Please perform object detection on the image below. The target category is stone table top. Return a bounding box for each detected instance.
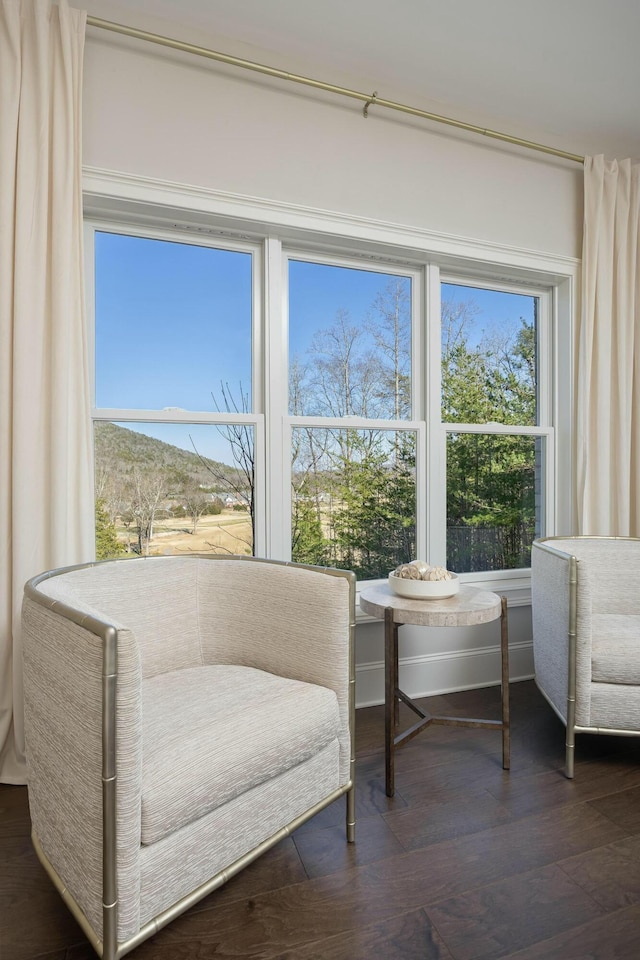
[359,582,503,627]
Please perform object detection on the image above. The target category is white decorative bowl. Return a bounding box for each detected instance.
[388,572,460,600]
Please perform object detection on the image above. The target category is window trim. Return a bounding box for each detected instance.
[281,248,424,570]
[87,222,267,556]
[84,173,577,594]
[437,274,556,575]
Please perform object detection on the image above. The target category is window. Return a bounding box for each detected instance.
[92,230,258,560]
[88,219,558,587]
[288,259,418,579]
[441,281,551,573]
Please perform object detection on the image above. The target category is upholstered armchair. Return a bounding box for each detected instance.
[531,536,640,777]
[22,555,355,960]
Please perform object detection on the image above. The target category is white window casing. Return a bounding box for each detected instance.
[84,171,577,601]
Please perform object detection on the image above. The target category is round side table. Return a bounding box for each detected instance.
[359,583,510,797]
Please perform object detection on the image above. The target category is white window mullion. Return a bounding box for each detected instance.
[263,236,289,559]
[84,223,97,407]
[425,263,447,565]
[91,408,262,426]
[414,421,428,561]
[250,240,266,557]
[543,432,556,538]
[536,291,552,428]
[441,423,554,437]
[554,277,574,535]
[536,290,555,540]
[252,414,267,557]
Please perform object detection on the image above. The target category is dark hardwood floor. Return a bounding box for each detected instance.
[3,679,640,959]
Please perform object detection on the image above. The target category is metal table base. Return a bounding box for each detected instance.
[360,585,510,797]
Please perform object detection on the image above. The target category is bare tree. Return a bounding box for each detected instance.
[181,483,211,536]
[189,381,255,553]
[124,469,167,556]
[94,466,124,527]
[441,297,481,362]
[306,309,382,420]
[367,277,411,420]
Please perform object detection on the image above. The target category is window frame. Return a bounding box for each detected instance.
[435,273,555,578]
[86,221,268,557]
[85,194,574,599]
[281,247,425,569]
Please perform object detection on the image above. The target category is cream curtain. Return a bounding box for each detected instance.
[577,155,640,536]
[0,0,92,783]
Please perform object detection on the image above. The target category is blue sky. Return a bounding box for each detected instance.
[95,233,535,463]
[95,232,253,412]
[442,281,536,348]
[288,259,403,359]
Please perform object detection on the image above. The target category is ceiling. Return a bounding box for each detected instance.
[88,0,640,163]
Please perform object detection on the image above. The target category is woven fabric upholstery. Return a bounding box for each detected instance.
[139,741,340,927]
[591,615,640,684]
[141,665,340,844]
[22,596,105,938]
[38,559,203,678]
[573,556,595,726]
[196,559,352,782]
[531,544,572,723]
[22,596,143,942]
[590,682,640,730]
[548,538,640,723]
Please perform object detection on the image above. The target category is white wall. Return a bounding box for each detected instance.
[82,33,582,259]
[356,604,534,707]
[81,14,582,705]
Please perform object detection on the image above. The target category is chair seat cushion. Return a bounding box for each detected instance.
[140,665,340,845]
[591,615,640,684]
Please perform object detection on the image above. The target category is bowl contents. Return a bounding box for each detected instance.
[393,561,454,582]
[388,563,460,600]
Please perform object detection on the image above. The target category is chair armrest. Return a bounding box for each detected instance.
[531,540,574,722]
[22,586,143,942]
[533,536,640,731]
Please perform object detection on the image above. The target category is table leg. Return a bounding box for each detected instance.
[384,606,397,797]
[500,595,511,770]
[394,620,400,729]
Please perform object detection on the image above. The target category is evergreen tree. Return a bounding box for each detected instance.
[330,431,415,579]
[291,491,329,565]
[95,498,125,560]
[443,303,537,572]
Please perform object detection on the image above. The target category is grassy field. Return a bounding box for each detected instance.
[117,510,253,557]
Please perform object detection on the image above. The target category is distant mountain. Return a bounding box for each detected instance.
[94,421,245,490]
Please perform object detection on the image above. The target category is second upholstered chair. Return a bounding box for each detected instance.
[531,536,640,777]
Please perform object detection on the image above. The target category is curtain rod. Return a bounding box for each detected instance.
[86,15,585,165]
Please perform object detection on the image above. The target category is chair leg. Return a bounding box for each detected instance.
[346,783,356,842]
[565,726,575,779]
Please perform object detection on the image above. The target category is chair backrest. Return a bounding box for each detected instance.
[196,557,352,677]
[548,537,640,616]
[36,557,203,679]
[34,556,355,688]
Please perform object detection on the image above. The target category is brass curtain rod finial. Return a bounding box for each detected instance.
[363,91,378,119]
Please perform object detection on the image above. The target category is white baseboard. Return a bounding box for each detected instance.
[354,640,534,708]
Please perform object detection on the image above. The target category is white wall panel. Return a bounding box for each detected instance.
[82,35,582,259]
